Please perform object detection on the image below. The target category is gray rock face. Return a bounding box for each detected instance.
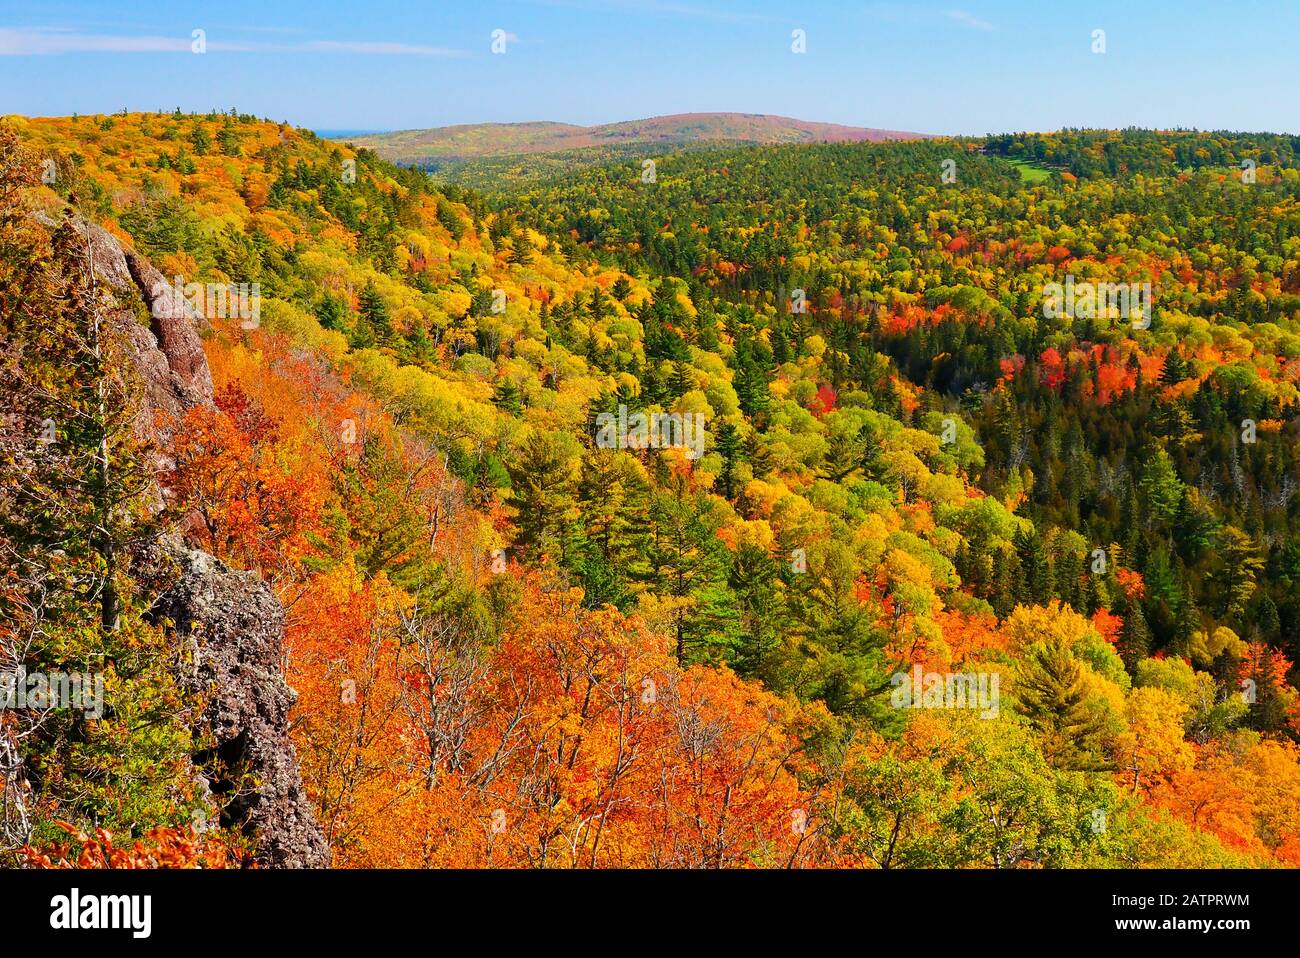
[60,215,216,459]
[124,248,215,402]
[144,542,331,868]
[65,211,330,868]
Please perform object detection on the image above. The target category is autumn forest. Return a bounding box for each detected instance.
[3,97,1300,882]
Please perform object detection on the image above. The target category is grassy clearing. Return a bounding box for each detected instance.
[1006,158,1053,183]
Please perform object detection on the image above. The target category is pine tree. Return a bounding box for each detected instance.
[571,450,651,607]
[1255,592,1281,643]
[644,475,737,662]
[357,283,393,344]
[728,543,784,681]
[1053,548,1084,611]
[785,541,891,719]
[992,547,1018,619]
[1122,483,1142,561]
[1138,448,1184,529]
[506,432,578,564]
[744,431,773,481]
[1162,348,1187,384]
[1015,639,1111,770]
[1014,527,1051,605]
[218,121,241,157]
[349,309,376,349]
[715,421,742,499]
[1213,525,1264,624]
[640,362,666,407]
[493,378,524,417]
[1171,581,1201,657]
[315,294,347,331]
[734,357,771,419]
[670,360,693,399]
[1118,597,1152,669]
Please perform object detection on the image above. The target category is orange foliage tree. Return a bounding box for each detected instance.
[289,578,815,868]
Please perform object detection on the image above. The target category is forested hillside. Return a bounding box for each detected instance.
[351,111,929,171]
[4,112,1300,868]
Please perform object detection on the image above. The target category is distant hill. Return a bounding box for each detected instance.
[344,112,933,167]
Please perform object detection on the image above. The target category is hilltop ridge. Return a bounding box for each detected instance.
[346,111,933,167]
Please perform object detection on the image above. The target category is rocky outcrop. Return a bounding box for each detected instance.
[143,541,331,868]
[63,211,330,868]
[63,216,214,456]
[124,247,214,401]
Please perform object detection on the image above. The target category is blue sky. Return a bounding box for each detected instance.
[2,0,1297,135]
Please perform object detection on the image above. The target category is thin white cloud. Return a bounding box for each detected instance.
[213,25,308,35]
[519,0,775,25]
[0,27,188,54]
[300,40,467,56]
[0,27,468,56]
[945,9,995,31]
